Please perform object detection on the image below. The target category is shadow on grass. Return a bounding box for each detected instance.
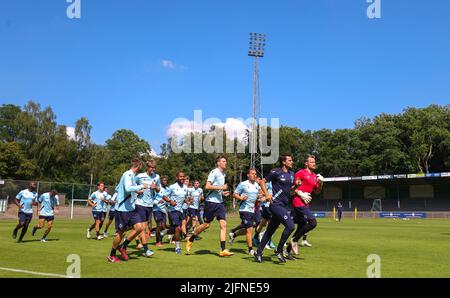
[194,249,217,256]
[19,238,60,243]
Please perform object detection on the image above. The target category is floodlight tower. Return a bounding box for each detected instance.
[248,33,266,177]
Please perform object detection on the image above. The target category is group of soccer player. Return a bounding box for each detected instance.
[12,182,60,243]
[11,152,324,264]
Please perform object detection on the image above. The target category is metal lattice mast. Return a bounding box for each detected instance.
[248,33,266,177]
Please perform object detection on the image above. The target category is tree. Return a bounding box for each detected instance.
[75,117,92,148]
[398,105,450,173]
[0,142,36,179]
[0,104,21,143]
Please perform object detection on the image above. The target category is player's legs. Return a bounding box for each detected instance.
[197,208,204,225]
[41,219,54,240]
[32,217,46,236]
[13,213,27,239]
[104,211,115,234]
[18,221,31,242]
[181,217,187,239]
[293,208,317,242]
[136,206,153,255]
[246,227,254,253]
[256,217,280,256]
[168,211,183,253]
[120,222,144,250]
[95,219,103,238]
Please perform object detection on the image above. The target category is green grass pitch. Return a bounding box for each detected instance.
[1,216,449,278]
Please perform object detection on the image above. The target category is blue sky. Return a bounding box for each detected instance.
[1,0,449,153]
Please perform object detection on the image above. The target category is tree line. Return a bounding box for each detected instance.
[1,101,449,186]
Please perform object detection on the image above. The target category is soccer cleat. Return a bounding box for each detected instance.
[12,230,17,239]
[219,249,234,257]
[254,253,263,263]
[284,250,296,261]
[301,240,313,247]
[185,239,193,253]
[145,249,154,257]
[86,229,91,239]
[103,232,108,238]
[229,232,235,246]
[291,241,299,255]
[119,247,129,261]
[248,249,256,256]
[97,235,104,240]
[41,238,47,243]
[155,242,163,248]
[107,255,121,263]
[151,231,156,237]
[258,232,264,243]
[269,240,276,249]
[275,251,286,263]
[175,247,182,254]
[252,235,260,246]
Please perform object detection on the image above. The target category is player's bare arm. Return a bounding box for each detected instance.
[259,178,272,202]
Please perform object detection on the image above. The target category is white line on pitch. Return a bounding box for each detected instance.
[0,266,72,278]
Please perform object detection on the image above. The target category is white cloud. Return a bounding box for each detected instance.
[66,126,76,141]
[162,60,176,69]
[166,118,250,142]
[161,59,187,70]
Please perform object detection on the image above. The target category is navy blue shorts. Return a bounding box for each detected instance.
[39,215,54,222]
[269,204,295,229]
[108,210,116,220]
[203,202,226,223]
[153,211,167,225]
[239,211,256,228]
[92,211,105,221]
[136,205,153,223]
[18,212,32,223]
[254,208,261,226]
[261,205,272,220]
[116,210,141,233]
[293,206,316,224]
[169,211,183,227]
[187,208,198,218]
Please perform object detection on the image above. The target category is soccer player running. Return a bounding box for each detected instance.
[186,180,204,237]
[186,155,234,257]
[229,168,263,256]
[103,192,118,237]
[254,154,299,263]
[153,176,169,247]
[181,177,192,239]
[107,158,150,263]
[12,181,38,242]
[31,190,60,242]
[286,154,324,255]
[87,182,109,240]
[163,171,189,254]
[253,181,276,249]
[135,160,160,257]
